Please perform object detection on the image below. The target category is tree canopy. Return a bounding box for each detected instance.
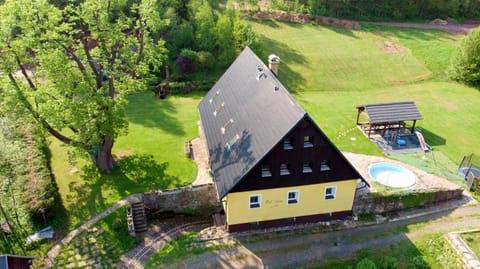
[0,0,167,171]
[449,28,480,88]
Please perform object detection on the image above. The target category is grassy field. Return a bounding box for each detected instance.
[45,18,480,264]
[249,19,480,165]
[461,231,480,257]
[49,92,203,227]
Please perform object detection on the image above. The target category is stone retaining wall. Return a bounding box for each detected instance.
[353,188,464,214]
[143,183,222,215]
[446,230,480,269]
[143,184,464,218]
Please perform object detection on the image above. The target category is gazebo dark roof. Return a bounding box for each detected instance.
[356,101,422,124]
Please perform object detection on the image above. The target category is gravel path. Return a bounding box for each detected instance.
[45,194,143,267]
[163,203,480,268]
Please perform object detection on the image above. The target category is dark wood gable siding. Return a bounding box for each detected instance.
[231,116,361,193]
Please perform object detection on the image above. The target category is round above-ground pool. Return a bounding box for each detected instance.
[369,162,417,188]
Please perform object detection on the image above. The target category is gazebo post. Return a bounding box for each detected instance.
[356,108,361,125]
[412,120,417,132]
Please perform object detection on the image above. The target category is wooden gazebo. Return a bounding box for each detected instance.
[356,101,423,137]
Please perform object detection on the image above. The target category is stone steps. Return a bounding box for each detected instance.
[130,202,147,235]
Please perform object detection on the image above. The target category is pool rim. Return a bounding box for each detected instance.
[368,162,417,189]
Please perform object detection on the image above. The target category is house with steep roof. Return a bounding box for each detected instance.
[198,47,367,232]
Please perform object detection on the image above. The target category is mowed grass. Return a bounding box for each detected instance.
[461,232,480,257]
[250,19,480,164]
[48,20,480,233]
[49,92,202,227]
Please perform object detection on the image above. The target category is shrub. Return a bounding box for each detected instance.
[355,258,377,269]
[408,256,429,269]
[380,255,398,269]
[174,56,195,74]
[197,51,215,71]
[179,49,198,63]
[448,28,480,88]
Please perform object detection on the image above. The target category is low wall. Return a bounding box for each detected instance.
[143,183,222,215]
[353,188,464,214]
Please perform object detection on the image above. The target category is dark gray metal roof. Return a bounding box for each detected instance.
[198,47,306,199]
[358,101,422,124]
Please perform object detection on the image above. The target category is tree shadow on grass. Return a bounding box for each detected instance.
[65,154,181,223]
[416,127,446,147]
[253,35,307,93]
[362,23,458,42]
[124,92,186,136]
[320,23,360,39]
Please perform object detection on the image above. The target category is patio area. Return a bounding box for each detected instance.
[343,152,461,193]
[366,128,424,155]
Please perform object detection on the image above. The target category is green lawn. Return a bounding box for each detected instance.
[49,92,202,227]
[249,19,480,165]
[313,233,462,268]
[46,18,480,261]
[461,231,480,258]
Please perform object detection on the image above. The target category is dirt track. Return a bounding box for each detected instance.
[163,204,480,268]
[367,20,480,34]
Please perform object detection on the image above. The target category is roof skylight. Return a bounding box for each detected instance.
[213,102,225,117]
[226,134,240,150]
[209,90,220,104]
[221,118,234,134]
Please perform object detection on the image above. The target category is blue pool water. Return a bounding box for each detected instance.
[369,162,417,188]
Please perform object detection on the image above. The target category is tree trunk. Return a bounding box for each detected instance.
[94,135,116,172]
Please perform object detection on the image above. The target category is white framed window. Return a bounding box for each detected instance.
[249,194,261,208]
[325,186,337,200]
[280,163,290,176]
[320,160,331,171]
[304,135,314,148]
[287,191,299,204]
[283,138,294,150]
[303,162,312,173]
[261,165,272,178]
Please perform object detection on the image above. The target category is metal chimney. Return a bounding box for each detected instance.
[268,54,280,77]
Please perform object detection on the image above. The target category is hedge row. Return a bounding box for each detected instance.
[0,117,56,226]
[264,0,480,21]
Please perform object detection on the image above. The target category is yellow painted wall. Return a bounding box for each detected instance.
[224,180,357,225]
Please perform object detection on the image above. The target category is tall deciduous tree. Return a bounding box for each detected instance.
[449,28,480,88]
[0,0,167,171]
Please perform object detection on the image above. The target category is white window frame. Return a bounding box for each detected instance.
[283,138,294,150]
[324,186,337,200]
[304,135,314,148]
[302,162,313,173]
[280,163,291,176]
[261,165,272,178]
[249,194,262,208]
[320,160,331,171]
[287,190,299,204]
